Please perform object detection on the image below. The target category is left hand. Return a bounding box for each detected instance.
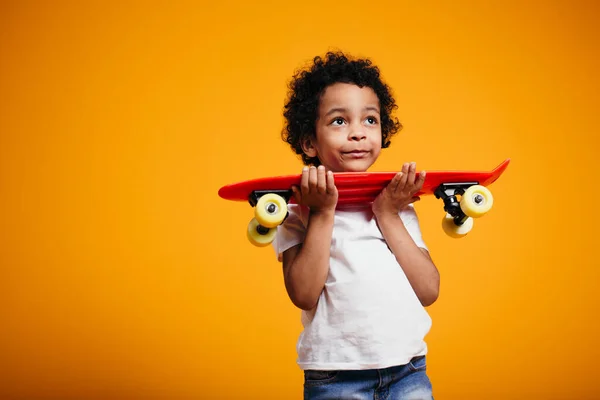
[372,162,426,216]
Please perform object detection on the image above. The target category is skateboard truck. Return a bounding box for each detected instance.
[255,224,271,235]
[434,182,479,226]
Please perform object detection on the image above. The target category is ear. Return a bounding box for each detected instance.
[301,136,318,158]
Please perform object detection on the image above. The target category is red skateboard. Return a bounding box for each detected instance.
[218,159,510,246]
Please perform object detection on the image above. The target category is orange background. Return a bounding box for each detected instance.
[1,1,599,399]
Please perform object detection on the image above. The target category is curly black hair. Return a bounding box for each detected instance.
[282,51,402,166]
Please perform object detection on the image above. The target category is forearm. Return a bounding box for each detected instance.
[285,210,335,310]
[376,212,440,306]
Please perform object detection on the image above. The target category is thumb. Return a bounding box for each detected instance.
[291,186,302,203]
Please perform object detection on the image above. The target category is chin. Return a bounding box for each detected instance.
[340,161,374,172]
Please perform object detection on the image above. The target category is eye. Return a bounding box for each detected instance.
[331,117,345,126]
[365,116,378,125]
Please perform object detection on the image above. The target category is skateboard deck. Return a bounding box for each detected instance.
[218,159,510,245]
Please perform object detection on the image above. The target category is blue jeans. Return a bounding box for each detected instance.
[303,356,433,400]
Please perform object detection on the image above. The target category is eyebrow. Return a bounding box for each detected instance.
[324,106,380,117]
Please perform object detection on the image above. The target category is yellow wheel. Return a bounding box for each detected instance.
[255,193,288,228]
[247,218,277,247]
[460,185,493,218]
[442,213,473,238]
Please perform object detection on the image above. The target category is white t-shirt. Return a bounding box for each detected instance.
[273,203,432,371]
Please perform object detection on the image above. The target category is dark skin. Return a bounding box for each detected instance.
[282,84,440,311]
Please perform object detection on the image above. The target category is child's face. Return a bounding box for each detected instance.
[303,82,382,172]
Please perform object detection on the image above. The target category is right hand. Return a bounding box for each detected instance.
[292,165,338,214]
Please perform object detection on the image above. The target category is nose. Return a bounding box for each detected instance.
[349,125,366,141]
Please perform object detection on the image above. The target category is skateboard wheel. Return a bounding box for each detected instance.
[255,193,288,228]
[442,213,473,238]
[460,185,493,218]
[247,218,277,247]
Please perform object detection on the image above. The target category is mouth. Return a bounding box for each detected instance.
[343,150,370,159]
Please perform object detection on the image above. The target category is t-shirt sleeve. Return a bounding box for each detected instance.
[272,204,308,262]
[399,204,428,251]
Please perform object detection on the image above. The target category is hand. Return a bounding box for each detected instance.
[292,165,338,214]
[372,162,426,217]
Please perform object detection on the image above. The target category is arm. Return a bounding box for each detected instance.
[373,162,440,307]
[374,212,439,306]
[282,165,338,311]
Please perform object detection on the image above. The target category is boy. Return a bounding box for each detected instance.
[274,52,439,399]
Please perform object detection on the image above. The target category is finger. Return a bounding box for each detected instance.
[301,166,309,194]
[414,170,426,192]
[308,165,318,192]
[398,163,409,191]
[317,165,327,194]
[407,162,417,186]
[389,171,402,193]
[326,170,336,194]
